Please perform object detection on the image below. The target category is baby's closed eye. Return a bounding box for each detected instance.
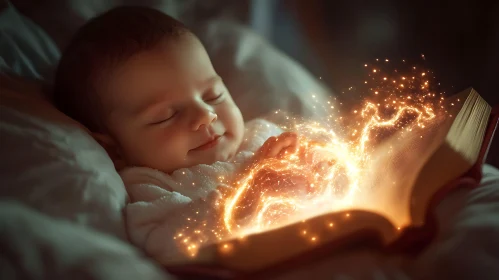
[203,91,225,104]
[149,108,177,125]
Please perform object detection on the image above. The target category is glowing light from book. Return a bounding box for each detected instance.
[219,60,441,237]
[174,59,446,257]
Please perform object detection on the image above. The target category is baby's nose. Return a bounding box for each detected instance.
[191,110,217,131]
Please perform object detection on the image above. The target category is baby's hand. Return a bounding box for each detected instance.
[254,132,298,160]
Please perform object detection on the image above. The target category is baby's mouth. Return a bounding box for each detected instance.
[191,134,223,151]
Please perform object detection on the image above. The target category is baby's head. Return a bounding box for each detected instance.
[54,6,244,173]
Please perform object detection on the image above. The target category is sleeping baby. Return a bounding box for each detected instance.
[53,6,300,262]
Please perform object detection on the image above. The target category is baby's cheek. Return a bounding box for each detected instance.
[159,130,192,156]
[227,109,245,143]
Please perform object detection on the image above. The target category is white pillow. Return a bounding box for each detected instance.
[0,3,60,80]
[0,201,169,280]
[0,74,128,239]
[196,20,332,121]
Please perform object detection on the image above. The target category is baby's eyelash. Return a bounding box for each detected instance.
[150,111,177,125]
[205,92,224,102]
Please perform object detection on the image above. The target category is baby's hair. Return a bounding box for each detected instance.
[53,6,190,132]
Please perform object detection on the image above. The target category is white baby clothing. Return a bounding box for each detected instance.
[121,119,282,263]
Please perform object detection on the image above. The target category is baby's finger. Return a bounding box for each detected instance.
[277,145,297,158]
[269,133,298,157]
[282,132,298,151]
[254,136,276,158]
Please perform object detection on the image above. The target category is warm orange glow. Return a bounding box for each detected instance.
[173,60,447,258]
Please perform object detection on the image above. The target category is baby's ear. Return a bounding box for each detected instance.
[92,132,126,171]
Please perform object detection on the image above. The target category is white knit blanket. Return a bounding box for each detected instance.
[120,119,282,263]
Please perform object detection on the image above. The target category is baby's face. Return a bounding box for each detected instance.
[99,35,245,173]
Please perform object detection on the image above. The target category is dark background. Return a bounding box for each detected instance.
[265,0,498,104]
[267,0,498,166]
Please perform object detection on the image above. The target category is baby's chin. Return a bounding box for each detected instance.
[188,145,238,166]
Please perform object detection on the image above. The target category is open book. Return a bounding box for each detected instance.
[166,88,497,279]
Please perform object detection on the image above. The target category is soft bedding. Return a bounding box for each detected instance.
[0,200,170,280]
[1,2,499,280]
[0,73,128,239]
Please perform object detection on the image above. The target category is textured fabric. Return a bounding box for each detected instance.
[122,119,282,262]
[0,200,172,280]
[0,74,128,239]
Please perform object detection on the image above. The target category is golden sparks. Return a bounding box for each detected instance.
[173,59,447,258]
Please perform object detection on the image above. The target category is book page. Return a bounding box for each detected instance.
[355,114,452,228]
[410,89,490,225]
